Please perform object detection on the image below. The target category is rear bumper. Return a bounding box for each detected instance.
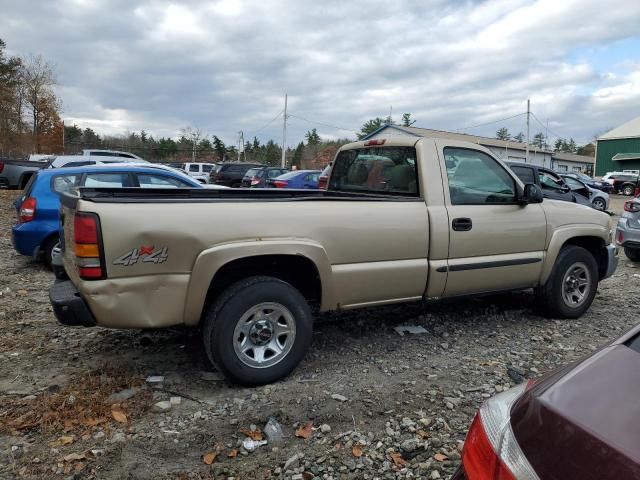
[11,223,46,257]
[49,280,96,327]
[603,243,619,280]
[616,218,640,247]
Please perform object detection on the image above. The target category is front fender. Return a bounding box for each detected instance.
[183,239,335,326]
[541,225,609,284]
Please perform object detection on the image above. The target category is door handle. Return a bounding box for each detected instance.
[452,217,472,231]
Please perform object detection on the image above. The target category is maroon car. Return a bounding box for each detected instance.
[452,324,640,480]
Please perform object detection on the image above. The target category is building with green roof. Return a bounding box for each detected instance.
[595,116,640,176]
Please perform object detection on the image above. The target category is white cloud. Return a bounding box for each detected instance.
[2,0,640,146]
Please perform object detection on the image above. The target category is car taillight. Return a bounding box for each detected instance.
[635,186,640,197]
[616,230,624,245]
[461,383,539,480]
[74,212,104,280]
[364,139,386,146]
[624,201,640,213]
[318,176,328,190]
[273,180,288,188]
[19,197,37,222]
[0,161,4,174]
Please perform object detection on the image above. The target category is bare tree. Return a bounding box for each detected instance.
[23,55,59,142]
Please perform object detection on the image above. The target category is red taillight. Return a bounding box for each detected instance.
[460,383,538,480]
[462,414,516,480]
[318,176,328,190]
[624,201,640,213]
[617,230,624,245]
[74,213,99,243]
[635,186,640,198]
[363,139,386,146]
[74,213,103,280]
[273,180,288,188]
[0,161,4,174]
[19,197,37,222]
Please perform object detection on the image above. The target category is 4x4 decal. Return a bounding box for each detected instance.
[113,245,168,266]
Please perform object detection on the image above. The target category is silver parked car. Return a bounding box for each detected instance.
[616,197,640,261]
[560,174,610,211]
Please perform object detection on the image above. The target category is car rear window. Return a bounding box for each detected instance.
[329,147,418,196]
[245,168,262,178]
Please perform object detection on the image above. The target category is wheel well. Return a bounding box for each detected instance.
[205,254,322,311]
[563,236,607,279]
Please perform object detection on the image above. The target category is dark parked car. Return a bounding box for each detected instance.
[564,172,613,193]
[507,162,592,207]
[452,323,640,480]
[603,173,640,196]
[209,162,263,187]
[240,166,289,187]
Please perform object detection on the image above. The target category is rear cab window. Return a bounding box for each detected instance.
[52,174,80,194]
[83,173,132,188]
[329,146,419,196]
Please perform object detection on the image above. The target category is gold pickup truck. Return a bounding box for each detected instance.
[50,137,618,385]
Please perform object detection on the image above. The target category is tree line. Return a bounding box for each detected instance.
[495,127,594,155]
[0,38,62,156]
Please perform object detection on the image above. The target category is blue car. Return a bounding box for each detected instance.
[12,164,202,266]
[271,170,321,189]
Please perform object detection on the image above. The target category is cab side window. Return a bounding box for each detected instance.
[445,148,516,205]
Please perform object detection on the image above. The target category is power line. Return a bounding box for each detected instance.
[246,110,283,138]
[453,112,527,132]
[287,113,358,135]
[530,112,566,140]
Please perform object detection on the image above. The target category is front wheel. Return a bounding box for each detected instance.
[537,245,598,319]
[592,197,606,211]
[624,247,640,262]
[202,276,313,386]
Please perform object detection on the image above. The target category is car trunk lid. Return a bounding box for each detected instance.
[510,344,640,480]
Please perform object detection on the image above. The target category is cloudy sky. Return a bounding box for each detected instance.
[2,0,640,147]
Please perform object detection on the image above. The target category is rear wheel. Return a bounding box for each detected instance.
[202,276,313,386]
[591,197,606,211]
[622,184,635,196]
[42,235,59,268]
[537,245,598,319]
[624,247,640,262]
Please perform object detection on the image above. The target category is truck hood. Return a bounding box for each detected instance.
[542,199,611,232]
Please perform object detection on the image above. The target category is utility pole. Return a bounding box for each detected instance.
[389,105,393,124]
[545,118,549,167]
[191,132,197,162]
[238,130,244,162]
[525,99,530,163]
[281,93,288,168]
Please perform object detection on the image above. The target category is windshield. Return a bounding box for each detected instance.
[329,146,418,196]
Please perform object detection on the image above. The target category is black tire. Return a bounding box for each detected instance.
[202,276,313,386]
[624,247,640,262]
[622,184,635,196]
[537,245,598,319]
[41,235,59,268]
[231,180,241,188]
[592,197,606,211]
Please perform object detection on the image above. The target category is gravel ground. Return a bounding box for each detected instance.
[0,189,637,480]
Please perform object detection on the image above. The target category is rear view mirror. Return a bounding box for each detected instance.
[524,183,543,204]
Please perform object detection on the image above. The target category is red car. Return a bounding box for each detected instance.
[453,323,640,480]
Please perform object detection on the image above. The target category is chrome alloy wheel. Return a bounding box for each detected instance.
[562,262,591,307]
[232,302,296,368]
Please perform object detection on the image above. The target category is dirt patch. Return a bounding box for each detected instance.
[0,188,637,479]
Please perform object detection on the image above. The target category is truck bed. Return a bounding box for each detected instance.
[61,187,421,206]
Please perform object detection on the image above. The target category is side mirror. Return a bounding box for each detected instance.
[522,183,543,204]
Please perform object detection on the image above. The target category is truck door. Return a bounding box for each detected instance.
[437,142,547,297]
